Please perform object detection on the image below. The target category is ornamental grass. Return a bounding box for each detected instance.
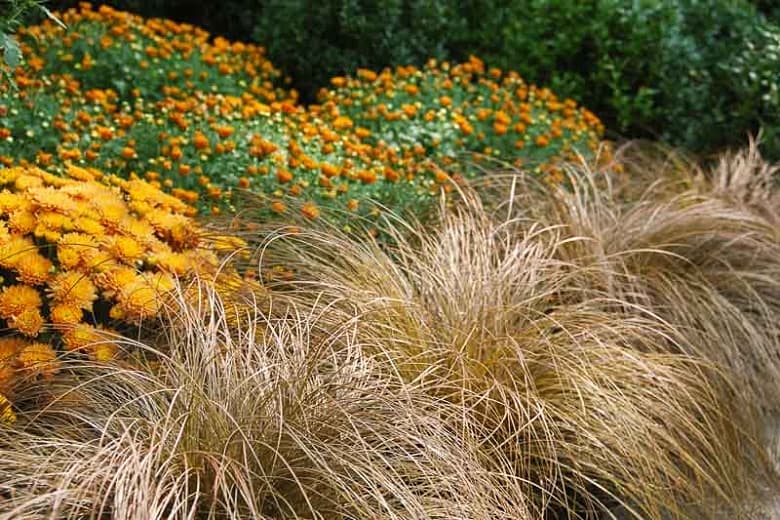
[0,163,248,422]
[493,141,780,416]
[248,146,779,518]
[0,279,525,519]
[0,146,777,518]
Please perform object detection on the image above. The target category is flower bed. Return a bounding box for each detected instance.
[0,4,605,223]
[0,164,246,422]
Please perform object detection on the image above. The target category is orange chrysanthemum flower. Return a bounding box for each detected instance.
[0,285,42,318]
[192,131,210,150]
[9,308,45,337]
[17,342,58,377]
[47,271,98,310]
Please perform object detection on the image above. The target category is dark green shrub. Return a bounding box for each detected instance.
[43,0,259,42]
[751,0,780,22]
[254,0,461,105]
[253,0,780,160]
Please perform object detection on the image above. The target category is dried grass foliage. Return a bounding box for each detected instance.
[1,142,779,519]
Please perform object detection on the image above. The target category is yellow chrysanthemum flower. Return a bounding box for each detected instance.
[0,221,10,245]
[0,235,37,269]
[8,209,36,234]
[14,174,44,191]
[85,251,117,273]
[117,278,161,320]
[27,186,79,214]
[9,308,45,337]
[90,341,119,362]
[47,271,98,310]
[17,342,58,377]
[65,164,100,182]
[38,211,73,232]
[57,245,81,270]
[0,167,21,186]
[109,235,145,263]
[58,232,98,267]
[0,393,15,425]
[61,324,104,352]
[14,251,54,286]
[73,217,106,236]
[119,217,155,241]
[0,285,42,318]
[50,303,84,325]
[0,337,27,362]
[94,266,140,297]
[94,200,128,226]
[144,209,196,247]
[34,224,63,243]
[0,191,24,213]
[147,272,175,294]
[36,170,71,188]
[151,251,189,274]
[0,366,15,398]
[124,179,188,212]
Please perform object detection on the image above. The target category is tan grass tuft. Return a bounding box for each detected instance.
[254,169,773,518]
[0,279,520,519]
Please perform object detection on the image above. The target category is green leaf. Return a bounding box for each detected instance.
[2,33,21,69]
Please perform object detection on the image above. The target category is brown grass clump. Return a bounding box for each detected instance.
[500,141,780,416]
[254,165,773,517]
[2,142,777,519]
[0,278,523,519]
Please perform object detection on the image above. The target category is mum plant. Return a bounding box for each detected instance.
[0,163,246,424]
[16,2,291,103]
[0,4,606,226]
[316,56,605,183]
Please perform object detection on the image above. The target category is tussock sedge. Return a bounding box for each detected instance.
[253,144,779,518]
[496,141,780,415]
[0,143,778,519]
[0,280,524,519]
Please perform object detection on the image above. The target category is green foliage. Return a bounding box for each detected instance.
[1,4,604,225]
[751,0,780,22]
[476,0,780,159]
[252,0,780,160]
[17,4,288,102]
[0,0,63,82]
[254,0,460,103]
[46,0,259,42]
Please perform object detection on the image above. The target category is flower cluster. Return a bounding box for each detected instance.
[16,2,292,103]
[0,5,606,226]
[0,164,247,415]
[316,57,605,184]
[0,337,57,424]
